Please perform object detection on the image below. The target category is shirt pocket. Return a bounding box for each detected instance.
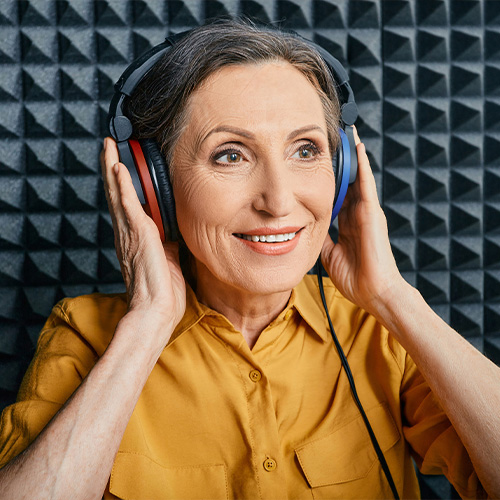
[109,451,229,500]
[295,402,400,494]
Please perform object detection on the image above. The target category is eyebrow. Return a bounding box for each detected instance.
[201,124,326,145]
[286,125,326,141]
[202,126,256,144]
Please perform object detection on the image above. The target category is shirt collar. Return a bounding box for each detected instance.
[167,284,210,346]
[168,275,332,345]
[290,275,332,343]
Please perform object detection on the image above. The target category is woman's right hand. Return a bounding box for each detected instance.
[100,137,186,348]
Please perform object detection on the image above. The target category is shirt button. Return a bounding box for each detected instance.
[249,369,262,382]
[284,310,293,321]
[263,458,277,471]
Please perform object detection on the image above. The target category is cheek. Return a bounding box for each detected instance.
[300,166,336,224]
[172,169,244,246]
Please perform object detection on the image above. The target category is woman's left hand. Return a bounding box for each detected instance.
[322,130,500,499]
[321,127,405,317]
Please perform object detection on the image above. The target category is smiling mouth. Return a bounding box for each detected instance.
[234,232,298,243]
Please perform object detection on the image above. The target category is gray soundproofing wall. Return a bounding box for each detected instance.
[0,1,498,498]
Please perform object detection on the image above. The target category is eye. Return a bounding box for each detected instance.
[292,142,320,160]
[212,148,244,165]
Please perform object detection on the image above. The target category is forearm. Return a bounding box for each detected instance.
[372,280,500,497]
[0,311,169,500]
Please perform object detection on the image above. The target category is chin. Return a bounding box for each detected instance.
[223,256,314,296]
[244,274,305,296]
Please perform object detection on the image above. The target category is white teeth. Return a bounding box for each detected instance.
[235,232,297,243]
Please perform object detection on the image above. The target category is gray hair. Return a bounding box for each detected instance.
[126,17,341,173]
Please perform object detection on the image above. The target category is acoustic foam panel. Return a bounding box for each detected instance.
[0,1,498,498]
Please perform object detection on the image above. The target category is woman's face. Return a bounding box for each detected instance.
[172,61,336,296]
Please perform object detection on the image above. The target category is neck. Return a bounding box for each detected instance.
[195,266,292,349]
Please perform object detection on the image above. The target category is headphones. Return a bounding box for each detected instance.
[108,29,359,242]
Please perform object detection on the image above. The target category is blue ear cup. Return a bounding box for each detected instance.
[331,127,358,223]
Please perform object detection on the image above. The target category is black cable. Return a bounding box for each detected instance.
[315,260,400,500]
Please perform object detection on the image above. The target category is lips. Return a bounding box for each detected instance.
[234,232,297,243]
[233,227,302,255]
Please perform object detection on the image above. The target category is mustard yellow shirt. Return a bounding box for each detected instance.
[0,276,485,499]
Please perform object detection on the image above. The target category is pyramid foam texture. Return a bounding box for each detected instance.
[0,1,498,497]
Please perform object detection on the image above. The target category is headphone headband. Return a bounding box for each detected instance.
[108,30,359,140]
[311,44,358,126]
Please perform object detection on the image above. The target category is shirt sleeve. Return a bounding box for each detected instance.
[0,300,99,469]
[400,353,487,499]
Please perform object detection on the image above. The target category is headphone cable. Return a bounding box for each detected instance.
[315,260,400,500]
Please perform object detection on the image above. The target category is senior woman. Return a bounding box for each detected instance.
[0,18,499,500]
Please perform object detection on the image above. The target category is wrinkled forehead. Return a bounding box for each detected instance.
[179,61,328,147]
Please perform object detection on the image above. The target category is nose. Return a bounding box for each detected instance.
[251,157,296,218]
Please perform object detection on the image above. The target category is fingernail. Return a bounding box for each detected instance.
[113,163,119,175]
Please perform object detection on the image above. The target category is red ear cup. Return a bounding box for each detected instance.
[128,139,166,242]
[139,138,178,242]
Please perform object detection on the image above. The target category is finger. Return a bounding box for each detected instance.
[113,162,149,228]
[100,138,117,199]
[101,137,120,194]
[100,139,122,235]
[102,139,149,227]
[352,124,361,145]
[356,142,380,205]
[104,136,120,168]
[101,138,127,227]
